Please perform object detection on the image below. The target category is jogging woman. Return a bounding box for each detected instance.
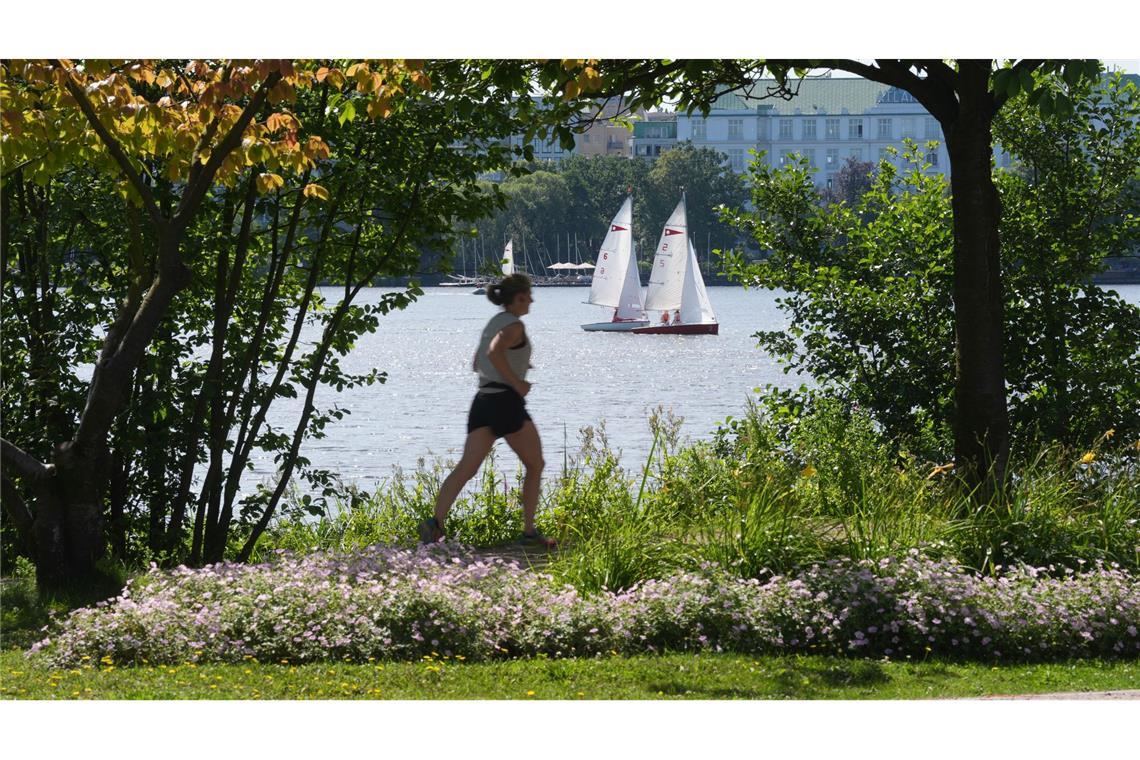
[418,274,556,548]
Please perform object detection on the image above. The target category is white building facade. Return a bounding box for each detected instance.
[647,77,1016,186]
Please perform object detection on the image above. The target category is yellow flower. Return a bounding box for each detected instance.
[526,690,536,697]
[1103,428,1116,440]
[800,464,817,478]
[927,462,955,479]
[1079,452,1095,465]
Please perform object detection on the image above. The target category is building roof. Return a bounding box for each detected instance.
[708,78,900,115]
[708,71,1140,116]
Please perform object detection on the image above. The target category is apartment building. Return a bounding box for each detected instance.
[627,76,1027,186]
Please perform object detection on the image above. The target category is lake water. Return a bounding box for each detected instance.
[236,282,1140,493]
[251,285,795,490]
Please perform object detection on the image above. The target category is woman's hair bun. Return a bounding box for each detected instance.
[487,274,531,307]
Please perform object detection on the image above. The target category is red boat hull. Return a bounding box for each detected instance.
[631,323,719,335]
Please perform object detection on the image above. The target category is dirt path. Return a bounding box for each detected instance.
[978,690,1140,700]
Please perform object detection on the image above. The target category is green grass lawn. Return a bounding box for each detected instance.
[2,649,1136,700]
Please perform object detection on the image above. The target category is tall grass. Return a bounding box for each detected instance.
[250,400,1140,593]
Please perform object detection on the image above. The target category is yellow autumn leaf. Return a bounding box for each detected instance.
[303,183,330,201]
[304,135,330,160]
[256,173,284,194]
[366,98,391,120]
[266,112,298,133]
[800,464,817,478]
[563,81,580,101]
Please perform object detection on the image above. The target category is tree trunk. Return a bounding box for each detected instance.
[943,63,1010,491]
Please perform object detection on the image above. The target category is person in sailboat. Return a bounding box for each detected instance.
[418,274,556,548]
[673,309,682,325]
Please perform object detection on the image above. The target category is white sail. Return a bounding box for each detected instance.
[614,239,646,321]
[502,239,514,276]
[679,237,717,325]
[644,196,688,312]
[587,196,634,308]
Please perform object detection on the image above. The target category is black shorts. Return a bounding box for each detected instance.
[467,386,531,438]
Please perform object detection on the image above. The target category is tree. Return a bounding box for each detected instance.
[639,143,748,259]
[573,58,1106,488]
[2,58,328,589]
[820,156,877,206]
[1,59,610,588]
[718,73,1140,456]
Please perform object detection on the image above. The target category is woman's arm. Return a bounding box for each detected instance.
[487,322,529,396]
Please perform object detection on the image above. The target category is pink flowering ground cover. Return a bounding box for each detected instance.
[29,544,1140,667]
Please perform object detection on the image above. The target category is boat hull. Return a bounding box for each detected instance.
[581,320,650,332]
[631,323,719,335]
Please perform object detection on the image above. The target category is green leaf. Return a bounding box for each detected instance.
[993,68,1014,97]
[338,99,356,126]
[1017,68,1035,96]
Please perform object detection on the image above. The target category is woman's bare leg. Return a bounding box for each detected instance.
[504,421,545,533]
[433,427,497,527]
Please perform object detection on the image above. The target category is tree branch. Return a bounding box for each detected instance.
[1,474,37,558]
[52,59,165,231]
[1,437,53,480]
[816,59,961,125]
[174,69,283,233]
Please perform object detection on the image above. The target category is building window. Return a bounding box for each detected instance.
[926,151,939,167]
[756,119,770,140]
[925,118,940,141]
[803,119,817,140]
[848,118,863,139]
[728,119,744,140]
[727,148,744,171]
[803,148,816,167]
[901,117,916,139]
[781,149,796,165]
[877,118,892,140]
[691,118,706,140]
[825,118,840,140]
[826,149,839,168]
[878,147,891,163]
[850,148,863,161]
[779,119,793,140]
[826,175,836,189]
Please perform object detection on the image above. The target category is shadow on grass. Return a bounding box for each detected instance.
[644,656,899,699]
[1,568,126,651]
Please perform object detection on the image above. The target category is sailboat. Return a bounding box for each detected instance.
[632,194,719,335]
[501,238,515,276]
[472,238,513,295]
[581,196,649,331]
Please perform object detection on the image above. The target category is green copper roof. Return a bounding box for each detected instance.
[709,71,1140,116]
[709,78,900,115]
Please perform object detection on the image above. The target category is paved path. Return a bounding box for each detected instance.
[978,690,1140,700]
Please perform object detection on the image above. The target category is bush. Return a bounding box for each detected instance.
[30,547,1140,668]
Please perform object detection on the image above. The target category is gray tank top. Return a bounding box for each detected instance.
[475,311,532,392]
